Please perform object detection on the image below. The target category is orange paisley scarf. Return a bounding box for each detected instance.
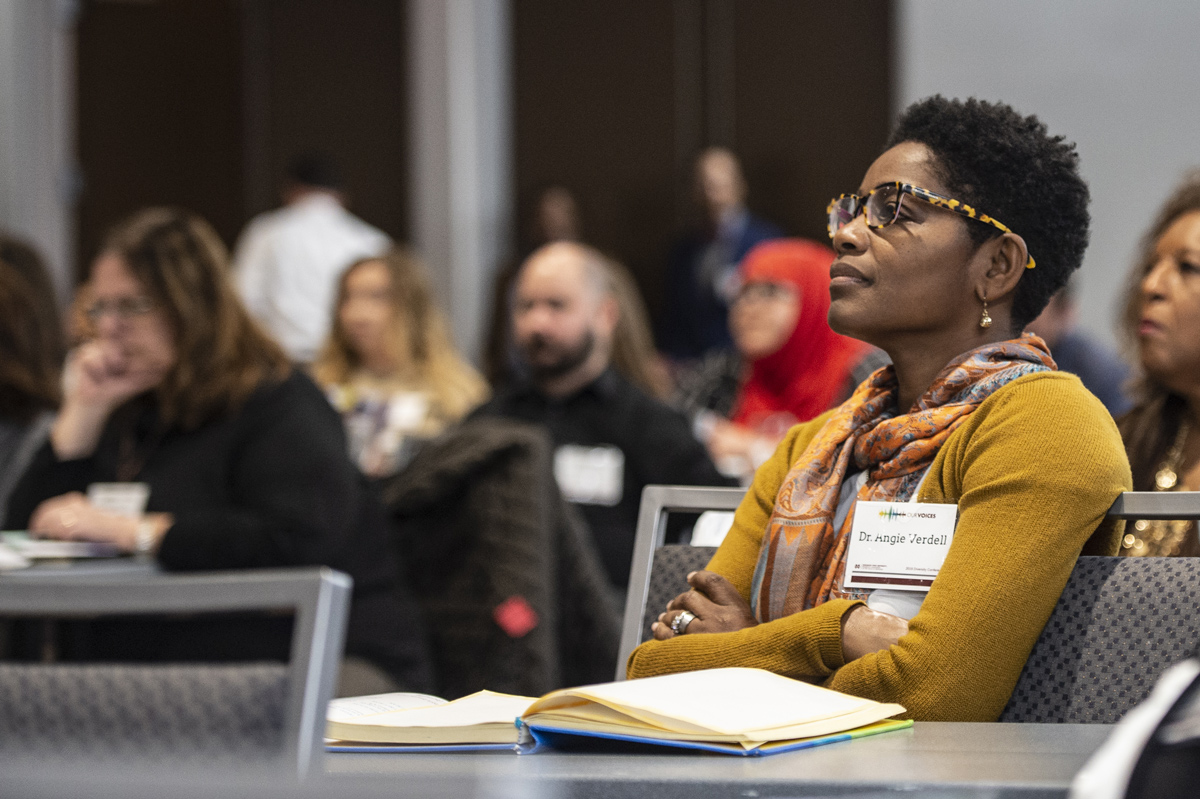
[750,334,1056,622]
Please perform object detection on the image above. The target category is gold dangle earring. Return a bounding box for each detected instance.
[979,295,993,329]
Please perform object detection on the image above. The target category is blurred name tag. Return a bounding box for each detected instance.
[843,500,957,592]
[554,445,624,507]
[87,482,150,519]
[387,392,430,431]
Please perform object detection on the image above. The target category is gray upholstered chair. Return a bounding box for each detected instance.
[616,485,745,679]
[0,567,350,776]
[1000,491,1200,723]
[620,487,1200,724]
[999,555,1200,723]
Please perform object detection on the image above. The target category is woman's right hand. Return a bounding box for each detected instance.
[51,341,163,460]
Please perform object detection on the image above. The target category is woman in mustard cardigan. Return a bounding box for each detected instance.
[628,96,1131,722]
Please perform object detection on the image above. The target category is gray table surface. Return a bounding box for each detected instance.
[322,721,1113,798]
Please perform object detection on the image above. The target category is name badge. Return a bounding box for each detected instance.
[843,500,957,592]
[87,482,151,519]
[387,392,430,431]
[554,445,624,507]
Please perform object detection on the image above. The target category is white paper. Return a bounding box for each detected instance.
[843,500,957,591]
[327,692,446,723]
[87,482,150,519]
[554,444,624,506]
[386,392,429,431]
[691,511,735,547]
[528,667,887,736]
[333,691,533,729]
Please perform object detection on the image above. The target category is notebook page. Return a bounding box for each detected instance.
[339,691,534,729]
[327,692,446,723]
[527,668,882,736]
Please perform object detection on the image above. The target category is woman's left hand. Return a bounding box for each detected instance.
[652,570,758,640]
[28,492,170,553]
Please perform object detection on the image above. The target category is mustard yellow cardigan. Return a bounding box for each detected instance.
[627,372,1131,721]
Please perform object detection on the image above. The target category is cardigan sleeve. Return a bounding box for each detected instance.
[822,373,1129,720]
[627,373,1131,722]
[625,411,861,680]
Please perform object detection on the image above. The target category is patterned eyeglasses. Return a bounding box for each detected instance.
[827,181,1035,269]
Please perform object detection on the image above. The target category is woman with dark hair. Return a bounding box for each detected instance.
[5,208,431,692]
[0,236,64,521]
[1116,171,1200,556]
[627,97,1130,722]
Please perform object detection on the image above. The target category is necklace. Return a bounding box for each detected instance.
[1154,420,1190,490]
[1123,419,1193,556]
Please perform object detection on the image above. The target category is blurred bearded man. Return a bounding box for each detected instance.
[471,242,731,595]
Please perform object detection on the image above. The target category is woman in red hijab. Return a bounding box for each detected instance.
[704,239,883,477]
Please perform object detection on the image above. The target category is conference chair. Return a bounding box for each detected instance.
[615,485,745,679]
[0,567,350,777]
[1000,491,1200,723]
[620,487,1200,721]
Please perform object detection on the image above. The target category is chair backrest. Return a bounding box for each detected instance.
[1000,555,1200,723]
[0,567,350,777]
[616,485,746,680]
[999,490,1200,723]
[620,487,1200,721]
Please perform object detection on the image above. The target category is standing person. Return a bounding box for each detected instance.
[234,153,389,363]
[471,241,733,593]
[0,236,64,522]
[313,249,489,479]
[1117,171,1200,556]
[6,208,431,693]
[658,147,782,363]
[627,97,1130,723]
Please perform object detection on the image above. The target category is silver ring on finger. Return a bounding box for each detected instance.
[670,610,696,635]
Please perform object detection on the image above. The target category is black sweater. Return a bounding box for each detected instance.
[6,371,431,689]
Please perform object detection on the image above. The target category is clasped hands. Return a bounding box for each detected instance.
[652,570,758,639]
[651,570,910,662]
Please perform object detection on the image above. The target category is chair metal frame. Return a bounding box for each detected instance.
[1106,490,1200,520]
[0,567,350,778]
[618,487,1200,683]
[616,485,746,680]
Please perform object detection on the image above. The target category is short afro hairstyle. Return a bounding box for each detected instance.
[886,96,1090,331]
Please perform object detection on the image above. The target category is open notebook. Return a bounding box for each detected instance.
[325,690,534,752]
[326,668,910,756]
[517,667,910,755]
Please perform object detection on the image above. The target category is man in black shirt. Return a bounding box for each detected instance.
[472,242,732,593]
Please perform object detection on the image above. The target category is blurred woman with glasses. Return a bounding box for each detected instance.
[313,249,488,478]
[628,97,1130,722]
[5,208,431,692]
[676,238,885,481]
[1117,171,1200,556]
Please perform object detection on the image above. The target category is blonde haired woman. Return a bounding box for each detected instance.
[313,249,488,477]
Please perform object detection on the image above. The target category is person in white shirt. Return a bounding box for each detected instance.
[233,153,390,363]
